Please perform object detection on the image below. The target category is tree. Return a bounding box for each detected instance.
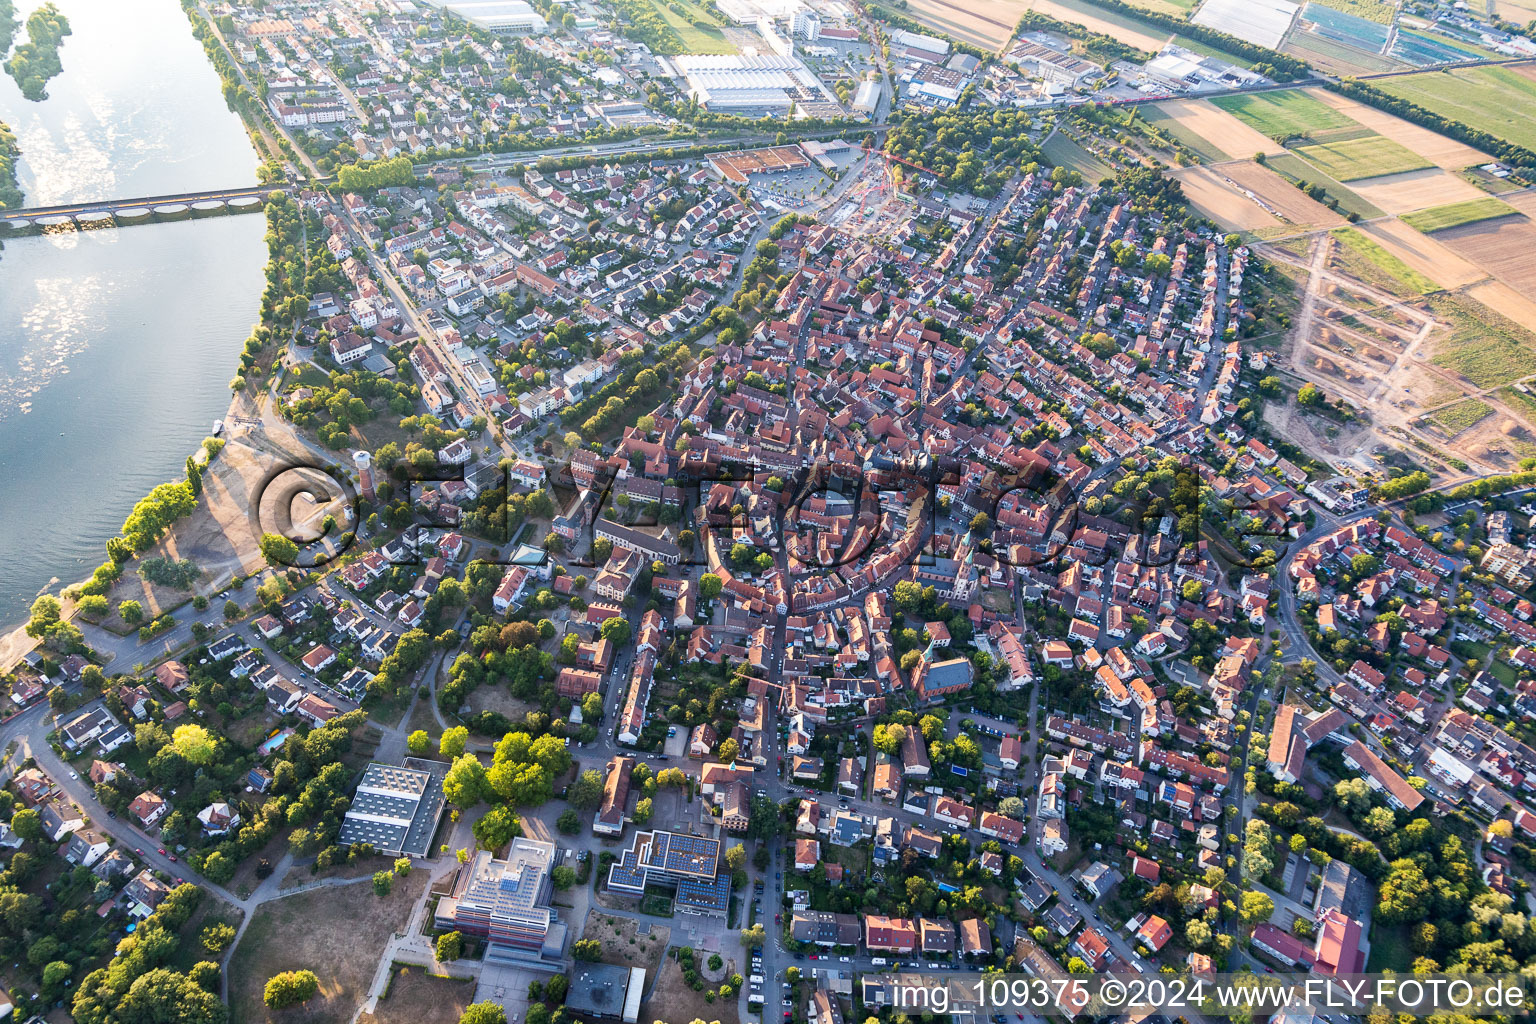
[699,573,722,600]
[567,768,604,809]
[373,870,393,896]
[407,730,431,755]
[633,797,653,823]
[259,532,300,565]
[10,808,42,842]
[440,725,469,758]
[740,924,766,949]
[1239,890,1275,924]
[264,970,320,1008]
[557,808,581,834]
[725,844,746,871]
[437,931,465,962]
[473,805,522,850]
[172,724,216,765]
[572,939,602,961]
[119,600,144,624]
[1297,382,1324,407]
[718,738,739,763]
[460,1002,508,1024]
[600,616,631,646]
[552,865,577,889]
[443,753,488,806]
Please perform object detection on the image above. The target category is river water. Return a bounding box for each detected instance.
[0,0,267,626]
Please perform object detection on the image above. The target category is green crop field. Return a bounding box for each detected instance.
[1376,66,1536,153]
[1330,227,1439,296]
[1042,133,1111,180]
[1212,91,1356,141]
[1401,196,1520,233]
[1291,134,1434,181]
[1429,398,1494,436]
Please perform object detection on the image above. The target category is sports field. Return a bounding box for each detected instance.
[1212,90,1356,141]
[1376,65,1536,152]
[1291,134,1435,181]
[1401,196,1519,233]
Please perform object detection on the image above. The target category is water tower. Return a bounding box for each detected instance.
[353,449,374,501]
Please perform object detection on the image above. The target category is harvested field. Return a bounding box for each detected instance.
[1468,281,1536,328]
[901,0,1018,49]
[1213,90,1356,141]
[1222,160,1347,227]
[357,970,474,1024]
[1434,215,1536,292]
[1401,197,1520,233]
[229,871,430,1024]
[1347,168,1487,216]
[1309,88,1491,168]
[1138,105,1232,163]
[1503,191,1536,218]
[1154,98,1285,158]
[1291,134,1433,181]
[1020,0,1170,51]
[1376,65,1536,153]
[1357,219,1487,289]
[1171,166,1284,230]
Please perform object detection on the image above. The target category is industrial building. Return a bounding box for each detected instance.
[673,54,838,117]
[566,963,646,1023]
[417,0,549,35]
[435,838,568,969]
[1005,38,1103,89]
[852,79,881,116]
[336,759,448,858]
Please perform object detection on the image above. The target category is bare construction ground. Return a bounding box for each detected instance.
[1348,167,1489,216]
[1435,215,1536,293]
[1310,88,1492,169]
[1155,98,1287,158]
[1357,219,1487,289]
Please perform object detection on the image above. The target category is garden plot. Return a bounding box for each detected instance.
[1191,0,1299,47]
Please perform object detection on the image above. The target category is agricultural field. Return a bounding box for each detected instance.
[1497,386,1536,430]
[1213,90,1356,141]
[1291,134,1434,181]
[1348,168,1488,216]
[1150,98,1286,159]
[1020,0,1170,51]
[1120,0,1198,13]
[1356,218,1486,288]
[899,0,1017,50]
[1136,105,1234,163]
[1376,65,1536,152]
[1305,88,1495,168]
[1434,214,1536,293]
[1172,165,1285,230]
[1468,281,1536,330]
[1264,152,1384,219]
[1189,0,1298,48]
[1401,196,1520,233]
[1283,30,1400,75]
[1308,0,1393,23]
[1329,226,1439,296]
[1176,159,1346,231]
[1429,398,1495,436]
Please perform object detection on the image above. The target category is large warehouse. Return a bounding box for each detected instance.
[417,0,549,34]
[673,54,836,117]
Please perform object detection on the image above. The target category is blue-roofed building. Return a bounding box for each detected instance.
[608,830,730,916]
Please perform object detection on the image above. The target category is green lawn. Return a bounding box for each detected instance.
[1401,196,1520,233]
[1290,133,1434,181]
[1330,226,1438,296]
[1212,90,1357,141]
[1042,132,1111,180]
[649,0,736,53]
[1376,65,1536,153]
[1429,293,1536,389]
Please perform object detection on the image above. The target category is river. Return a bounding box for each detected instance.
[0,0,267,627]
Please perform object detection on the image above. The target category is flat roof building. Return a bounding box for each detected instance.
[337,759,448,857]
[566,963,646,1023]
[608,830,730,915]
[419,0,549,34]
[436,839,563,959]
